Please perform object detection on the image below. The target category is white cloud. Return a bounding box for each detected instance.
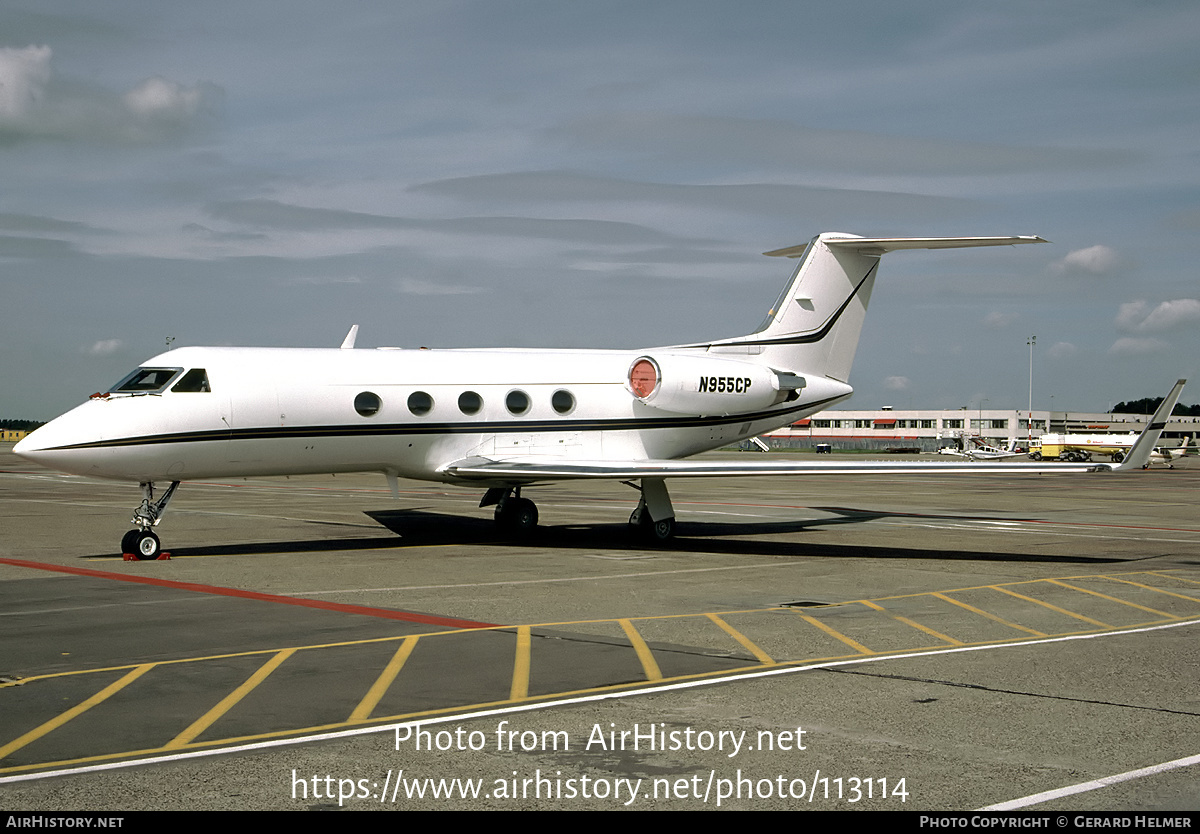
[1108,337,1168,356]
[1047,341,1077,359]
[87,339,123,355]
[0,45,220,144]
[1137,299,1200,332]
[0,45,51,119]
[1116,300,1148,331]
[1116,298,1200,332]
[883,376,910,391]
[123,77,206,122]
[396,277,486,296]
[983,311,1017,329]
[1052,245,1120,275]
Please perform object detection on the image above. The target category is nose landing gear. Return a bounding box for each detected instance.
[121,481,179,561]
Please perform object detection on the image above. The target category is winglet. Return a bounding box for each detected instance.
[340,325,359,349]
[1115,379,1187,471]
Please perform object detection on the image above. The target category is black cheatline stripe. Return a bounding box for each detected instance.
[682,261,877,350]
[45,395,848,452]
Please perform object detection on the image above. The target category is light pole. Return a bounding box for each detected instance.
[1027,335,1036,439]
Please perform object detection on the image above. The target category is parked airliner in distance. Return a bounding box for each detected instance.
[14,232,1186,559]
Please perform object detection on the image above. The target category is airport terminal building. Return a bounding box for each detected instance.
[762,407,1200,452]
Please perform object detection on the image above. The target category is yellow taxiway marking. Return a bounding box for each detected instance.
[5,569,1199,778]
[618,619,663,681]
[166,649,296,749]
[350,636,419,723]
[932,592,1046,637]
[705,613,774,664]
[1153,571,1200,586]
[989,585,1111,628]
[1101,575,1200,603]
[859,599,963,646]
[0,664,154,761]
[793,612,874,654]
[510,626,532,700]
[1046,579,1171,618]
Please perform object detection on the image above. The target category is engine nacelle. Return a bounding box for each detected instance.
[626,353,804,415]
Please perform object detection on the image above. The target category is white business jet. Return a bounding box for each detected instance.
[14,232,1186,559]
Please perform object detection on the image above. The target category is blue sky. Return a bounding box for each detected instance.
[2,1,1198,418]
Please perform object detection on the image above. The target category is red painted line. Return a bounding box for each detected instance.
[0,557,496,630]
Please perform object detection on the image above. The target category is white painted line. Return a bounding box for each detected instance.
[283,560,804,596]
[4,616,1197,787]
[981,752,1200,810]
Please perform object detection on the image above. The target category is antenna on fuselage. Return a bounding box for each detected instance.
[340,325,359,349]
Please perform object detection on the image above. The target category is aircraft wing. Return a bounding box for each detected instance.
[445,378,1186,484]
[441,456,1112,482]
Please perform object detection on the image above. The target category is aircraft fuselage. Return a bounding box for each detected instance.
[22,344,852,485]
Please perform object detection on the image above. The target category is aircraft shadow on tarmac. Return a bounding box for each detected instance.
[85,506,1131,564]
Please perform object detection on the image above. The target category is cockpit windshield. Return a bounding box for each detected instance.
[108,367,183,394]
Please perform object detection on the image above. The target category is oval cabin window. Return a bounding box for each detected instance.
[458,391,483,415]
[354,392,382,417]
[505,390,530,415]
[407,391,434,416]
[551,389,575,415]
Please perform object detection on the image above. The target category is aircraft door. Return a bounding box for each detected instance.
[225,382,280,464]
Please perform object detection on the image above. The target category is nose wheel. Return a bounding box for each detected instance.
[121,481,178,560]
[121,529,162,560]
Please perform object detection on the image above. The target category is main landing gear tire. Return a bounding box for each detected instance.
[495,497,538,535]
[629,507,676,543]
[122,530,161,560]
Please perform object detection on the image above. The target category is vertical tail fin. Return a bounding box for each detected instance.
[701,233,1046,381]
[1116,379,1186,471]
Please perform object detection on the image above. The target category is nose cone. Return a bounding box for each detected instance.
[13,424,52,458]
[12,406,104,475]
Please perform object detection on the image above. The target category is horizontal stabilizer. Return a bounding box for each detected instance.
[764,235,1047,258]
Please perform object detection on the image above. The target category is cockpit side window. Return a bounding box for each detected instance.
[172,368,211,393]
[109,367,183,394]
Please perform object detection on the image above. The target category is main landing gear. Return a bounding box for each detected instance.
[627,477,676,542]
[487,486,540,534]
[121,481,179,560]
[480,477,678,543]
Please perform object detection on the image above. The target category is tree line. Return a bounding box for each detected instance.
[1,419,45,431]
[1109,398,1200,416]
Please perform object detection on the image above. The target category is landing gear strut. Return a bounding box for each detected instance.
[122,481,179,560]
[627,477,676,543]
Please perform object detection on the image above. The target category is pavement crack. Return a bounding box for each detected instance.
[828,668,1200,718]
